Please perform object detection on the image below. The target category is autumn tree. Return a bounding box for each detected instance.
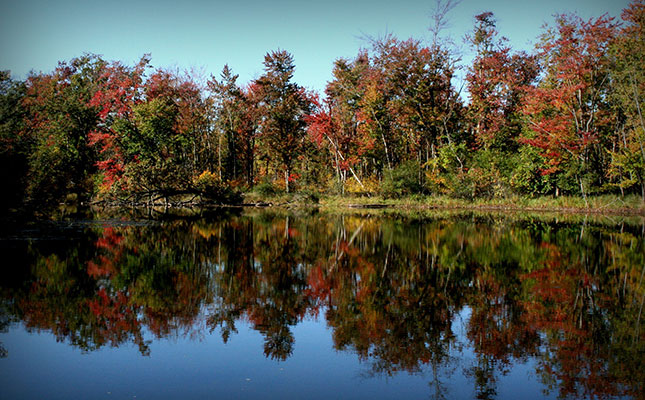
[521,14,618,199]
[88,55,150,195]
[463,12,541,198]
[240,83,263,186]
[20,55,106,208]
[375,36,462,190]
[0,71,27,213]
[307,53,371,194]
[138,69,208,195]
[317,36,462,196]
[91,58,198,200]
[90,58,220,202]
[467,12,538,150]
[608,0,645,200]
[208,66,260,186]
[255,50,312,193]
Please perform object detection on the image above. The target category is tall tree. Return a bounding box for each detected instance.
[466,12,538,150]
[255,50,312,193]
[143,69,210,193]
[88,55,150,195]
[521,14,618,199]
[208,65,260,186]
[378,36,462,188]
[21,54,105,208]
[608,0,645,200]
[0,71,27,213]
[307,54,371,194]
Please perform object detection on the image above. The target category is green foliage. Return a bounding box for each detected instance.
[509,144,553,195]
[208,65,257,184]
[291,189,321,204]
[428,147,513,200]
[608,136,645,194]
[424,142,465,195]
[255,50,313,194]
[21,55,104,209]
[381,161,422,198]
[116,98,194,195]
[467,149,511,199]
[253,179,280,197]
[0,71,28,213]
[607,0,645,199]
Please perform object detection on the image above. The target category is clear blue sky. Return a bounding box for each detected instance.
[0,0,630,94]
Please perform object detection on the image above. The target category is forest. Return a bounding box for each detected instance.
[0,1,644,214]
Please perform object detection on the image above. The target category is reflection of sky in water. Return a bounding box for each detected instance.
[0,306,555,399]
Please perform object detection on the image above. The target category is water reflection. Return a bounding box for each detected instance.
[1,210,644,399]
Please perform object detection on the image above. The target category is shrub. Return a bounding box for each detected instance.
[194,171,242,204]
[254,179,279,196]
[381,161,422,198]
[293,189,320,204]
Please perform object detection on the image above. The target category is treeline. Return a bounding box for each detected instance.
[1,1,644,213]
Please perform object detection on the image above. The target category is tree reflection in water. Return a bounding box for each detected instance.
[1,210,643,398]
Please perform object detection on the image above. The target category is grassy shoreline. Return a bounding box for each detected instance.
[242,192,645,216]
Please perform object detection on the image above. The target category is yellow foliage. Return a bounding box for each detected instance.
[345,176,380,194]
[194,170,220,187]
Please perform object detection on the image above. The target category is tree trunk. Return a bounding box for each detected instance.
[579,176,588,207]
[285,169,290,194]
[218,131,222,180]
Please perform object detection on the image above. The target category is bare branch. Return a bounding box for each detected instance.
[429,0,462,47]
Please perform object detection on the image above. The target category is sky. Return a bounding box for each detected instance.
[0,0,631,94]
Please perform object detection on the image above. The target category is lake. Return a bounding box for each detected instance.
[1,208,643,399]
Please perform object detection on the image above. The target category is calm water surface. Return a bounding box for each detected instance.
[1,209,643,399]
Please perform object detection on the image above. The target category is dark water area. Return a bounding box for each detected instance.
[1,209,644,399]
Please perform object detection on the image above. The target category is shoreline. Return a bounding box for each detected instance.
[263,194,645,217]
[336,202,645,216]
[5,194,644,222]
[92,194,645,216]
